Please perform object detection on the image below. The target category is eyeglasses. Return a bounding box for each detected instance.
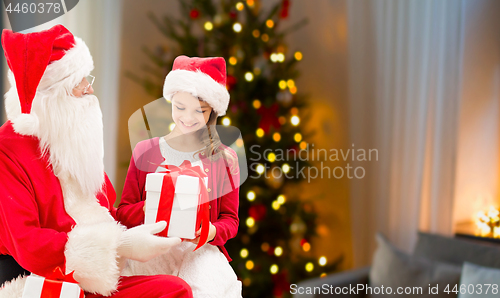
[73,75,95,94]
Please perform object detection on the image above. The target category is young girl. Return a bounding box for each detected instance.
[117,56,242,298]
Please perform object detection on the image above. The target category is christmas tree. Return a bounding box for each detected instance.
[131,0,340,297]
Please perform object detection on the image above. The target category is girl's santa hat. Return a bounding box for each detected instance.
[2,24,93,135]
[163,55,230,116]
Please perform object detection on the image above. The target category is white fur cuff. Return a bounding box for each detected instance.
[65,221,126,296]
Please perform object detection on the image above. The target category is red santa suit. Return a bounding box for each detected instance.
[0,25,192,298]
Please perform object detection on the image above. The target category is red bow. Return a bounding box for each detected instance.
[156,160,210,251]
[40,267,84,298]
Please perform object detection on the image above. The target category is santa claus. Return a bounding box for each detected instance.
[0,25,192,297]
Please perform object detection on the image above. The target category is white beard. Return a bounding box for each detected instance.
[33,91,105,198]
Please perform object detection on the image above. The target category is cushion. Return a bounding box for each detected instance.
[457,262,500,298]
[369,233,461,298]
[414,232,500,268]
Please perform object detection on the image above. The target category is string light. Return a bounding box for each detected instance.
[246,260,254,270]
[256,164,265,174]
[236,139,244,147]
[270,264,279,274]
[261,242,270,252]
[282,163,290,173]
[204,22,213,31]
[274,246,283,256]
[273,132,281,142]
[261,34,269,42]
[222,117,231,126]
[246,217,255,227]
[300,141,308,150]
[290,86,298,94]
[276,53,285,62]
[302,242,311,252]
[287,79,295,88]
[294,51,303,61]
[169,123,176,131]
[305,262,314,272]
[246,190,256,201]
[270,53,278,63]
[233,23,242,33]
[236,2,244,10]
[277,195,286,204]
[279,80,287,89]
[266,19,274,28]
[290,107,299,115]
[256,128,264,137]
[245,72,254,82]
[267,152,276,162]
[294,133,302,142]
[246,0,255,6]
[291,115,300,126]
[319,256,327,266]
[240,248,249,258]
[253,99,261,109]
[279,116,286,125]
[320,273,327,278]
[252,29,260,38]
[229,56,237,65]
[272,200,280,210]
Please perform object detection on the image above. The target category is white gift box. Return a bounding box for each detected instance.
[145,172,208,239]
[22,274,83,298]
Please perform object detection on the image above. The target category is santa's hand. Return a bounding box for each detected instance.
[117,221,181,262]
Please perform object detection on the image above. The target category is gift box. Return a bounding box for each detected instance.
[22,268,84,298]
[145,170,208,239]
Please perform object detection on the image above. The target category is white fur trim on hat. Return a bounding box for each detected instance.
[163,69,230,116]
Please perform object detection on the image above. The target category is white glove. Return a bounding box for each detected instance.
[117,221,181,262]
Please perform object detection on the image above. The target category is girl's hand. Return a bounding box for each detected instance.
[183,222,217,246]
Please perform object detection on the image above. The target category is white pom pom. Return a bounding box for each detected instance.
[11,113,39,136]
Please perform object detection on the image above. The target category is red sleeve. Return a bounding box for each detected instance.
[116,152,145,228]
[0,151,67,276]
[210,151,240,246]
[98,173,118,219]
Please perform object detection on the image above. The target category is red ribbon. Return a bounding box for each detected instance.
[156,160,210,251]
[40,267,84,298]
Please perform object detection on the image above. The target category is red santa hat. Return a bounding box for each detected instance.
[163,55,230,116]
[2,24,93,134]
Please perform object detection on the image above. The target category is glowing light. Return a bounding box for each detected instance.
[319,256,327,266]
[266,19,274,28]
[282,163,290,173]
[320,273,327,278]
[302,242,311,252]
[243,278,251,286]
[236,139,244,147]
[261,242,269,252]
[246,191,256,201]
[261,34,269,42]
[287,79,295,88]
[222,117,231,126]
[272,200,280,210]
[277,53,285,62]
[240,248,249,258]
[267,152,276,162]
[300,141,308,150]
[169,123,176,131]
[290,86,298,94]
[246,0,254,6]
[229,56,237,65]
[305,262,314,272]
[253,99,261,109]
[270,264,279,274]
[294,51,303,60]
[274,246,283,256]
[204,22,213,31]
[290,107,299,115]
[277,195,286,204]
[256,128,264,137]
[245,72,254,82]
[252,29,260,38]
[246,260,254,270]
[270,53,278,63]
[279,80,287,89]
[233,23,242,33]
[246,217,255,227]
[294,133,302,142]
[256,164,265,174]
[236,2,244,10]
[291,115,300,126]
[273,132,281,142]
[279,116,286,125]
